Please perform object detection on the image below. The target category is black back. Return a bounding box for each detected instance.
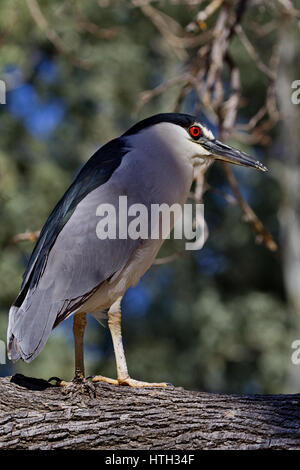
[15,138,129,307]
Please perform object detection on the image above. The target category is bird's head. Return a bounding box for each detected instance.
[123,113,267,172]
[183,121,267,171]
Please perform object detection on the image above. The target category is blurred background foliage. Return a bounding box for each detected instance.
[0,0,300,394]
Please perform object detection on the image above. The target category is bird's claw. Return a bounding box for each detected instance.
[47,375,96,397]
[48,376,69,387]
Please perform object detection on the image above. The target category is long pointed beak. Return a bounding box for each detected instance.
[200,139,268,172]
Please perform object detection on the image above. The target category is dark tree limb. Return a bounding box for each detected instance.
[1,375,300,450]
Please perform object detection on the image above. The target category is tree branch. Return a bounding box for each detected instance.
[1,375,300,450]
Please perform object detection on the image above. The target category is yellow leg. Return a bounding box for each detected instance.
[92,297,168,388]
[73,312,87,380]
[51,312,87,387]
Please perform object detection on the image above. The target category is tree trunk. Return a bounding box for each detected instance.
[1,374,300,450]
[276,25,300,315]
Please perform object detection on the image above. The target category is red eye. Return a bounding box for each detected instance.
[189,126,201,140]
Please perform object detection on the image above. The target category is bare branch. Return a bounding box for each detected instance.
[26,0,91,68]
[235,25,275,80]
[136,73,190,114]
[75,18,121,40]
[236,105,267,131]
[12,230,40,243]
[277,0,300,19]
[187,0,224,31]
[153,252,182,265]
[223,165,278,251]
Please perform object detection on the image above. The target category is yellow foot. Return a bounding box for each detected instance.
[91,375,168,388]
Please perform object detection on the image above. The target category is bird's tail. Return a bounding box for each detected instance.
[7,306,22,362]
[7,289,63,363]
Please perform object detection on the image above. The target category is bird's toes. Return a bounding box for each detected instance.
[118,377,169,388]
[62,379,96,398]
[48,376,96,397]
[48,376,70,387]
[87,374,169,388]
[89,374,119,385]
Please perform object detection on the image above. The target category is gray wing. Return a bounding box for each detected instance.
[7,163,141,362]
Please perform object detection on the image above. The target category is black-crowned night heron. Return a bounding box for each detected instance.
[7,113,267,387]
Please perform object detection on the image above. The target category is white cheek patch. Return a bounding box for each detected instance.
[199,124,215,140]
[192,142,211,157]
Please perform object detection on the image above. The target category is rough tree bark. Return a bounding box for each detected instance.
[1,374,300,450]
